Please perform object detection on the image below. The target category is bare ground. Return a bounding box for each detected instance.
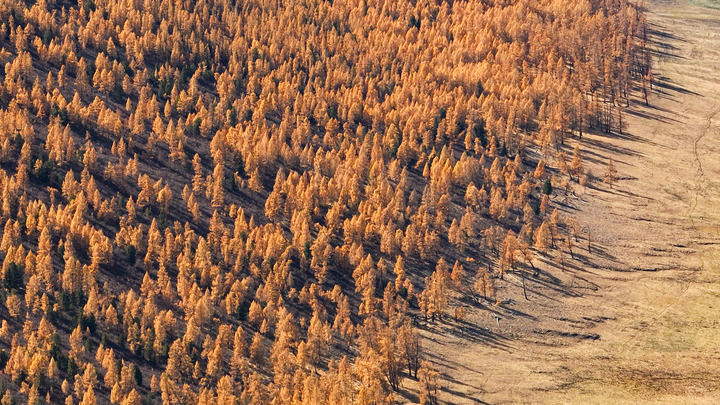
[410,1,720,403]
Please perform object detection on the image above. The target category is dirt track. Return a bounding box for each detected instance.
[418,1,720,403]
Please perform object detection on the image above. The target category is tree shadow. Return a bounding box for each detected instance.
[579,134,646,160]
[395,386,420,404]
[654,76,701,97]
[418,315,513,352]
[625,106,682,124]
[415,353,491,404]
[439,384,489,405]
[647,22,689,62]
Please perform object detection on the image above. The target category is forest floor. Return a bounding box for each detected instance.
[409,1,720,403]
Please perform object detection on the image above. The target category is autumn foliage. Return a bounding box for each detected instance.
[0,0,647,403]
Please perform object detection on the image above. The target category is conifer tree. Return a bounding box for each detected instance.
[604,158,618,188]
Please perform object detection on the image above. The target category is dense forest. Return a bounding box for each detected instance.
[0,0,648,403]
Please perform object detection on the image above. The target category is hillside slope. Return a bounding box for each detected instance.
[426,0,720,403]
[0,0,650,404]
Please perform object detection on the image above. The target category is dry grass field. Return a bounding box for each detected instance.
[416,1,720,403]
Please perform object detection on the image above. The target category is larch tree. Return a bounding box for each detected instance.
[211,163,225,208]
[419,259,451,322]
[569,145,584,181]
[534,221,552,254]
[604,158,618,188]
[418,361,440,405]
[450,260,464,291]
